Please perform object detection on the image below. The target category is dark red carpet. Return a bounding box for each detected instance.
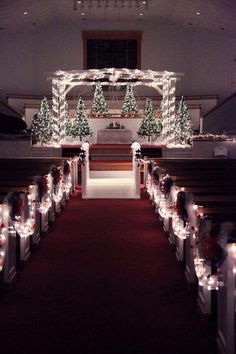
[0,191,217,354]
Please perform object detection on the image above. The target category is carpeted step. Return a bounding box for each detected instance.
[85,177,139,199]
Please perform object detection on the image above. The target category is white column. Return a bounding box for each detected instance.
[161,76,177,145]
[168,78,177,145]
[161,77,170,144]
[52,79,60,145]
[59,84,66,143]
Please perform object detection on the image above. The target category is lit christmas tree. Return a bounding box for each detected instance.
[90,85,108,116]
[65,100,72,137]
[174,97,193,145]
[137,98,161,142]
[121,85,138,116]
[71,97,93,141]
[31,97,52,145]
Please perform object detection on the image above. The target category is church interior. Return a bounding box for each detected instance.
[0,1,236,353]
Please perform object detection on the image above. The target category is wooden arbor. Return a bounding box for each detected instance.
[50,68,183,145]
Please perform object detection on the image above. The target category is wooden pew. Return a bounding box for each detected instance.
[145,158,236,354]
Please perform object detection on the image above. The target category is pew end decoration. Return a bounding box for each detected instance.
[0,203,8,272]
[36,175,52,215]
[8,190,36,239]
[62,160,72,198]
[51,166,63,211]
[193,216,226,291]
[79,142,90,166]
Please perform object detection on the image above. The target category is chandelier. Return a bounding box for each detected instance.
[73,0,149,11]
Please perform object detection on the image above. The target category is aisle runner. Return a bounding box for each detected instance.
[0,192,217,354]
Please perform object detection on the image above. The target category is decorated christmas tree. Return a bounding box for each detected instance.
[65,101,72,137]
[90,85,108,116]
[121,85,138,116]
[71,97,93,141]
[174,97,193,145]
[31,97,52,145]
[137,98,161,142]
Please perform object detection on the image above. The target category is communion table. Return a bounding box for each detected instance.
[97,129,133,144]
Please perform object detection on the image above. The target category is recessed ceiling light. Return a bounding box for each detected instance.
[77,1,81,3]
[142,1,146,3]
[196,11,200,15]
[24,11,28,15]
[140,13,143,16]
[81,12,85,15]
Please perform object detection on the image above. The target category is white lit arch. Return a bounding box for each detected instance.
[50,68,183,145]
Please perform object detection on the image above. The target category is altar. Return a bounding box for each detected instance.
[96,129,133,144]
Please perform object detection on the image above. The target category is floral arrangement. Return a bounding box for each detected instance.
[36,176,48,199]
[51,166,62,186]
[8,191,24,220]
[63,161,71,176]
[106,122,125,129]
[176,191,188,221]
[159,175,173,197]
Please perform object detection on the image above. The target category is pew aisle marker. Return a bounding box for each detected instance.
[0,204,8,271]
[13,185,36,238]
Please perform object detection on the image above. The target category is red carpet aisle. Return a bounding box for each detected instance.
[0,192,217,354]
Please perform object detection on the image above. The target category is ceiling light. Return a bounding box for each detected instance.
[196,11,200,15]
[24,11,28,15]
[142,1,146,3]
[77,1,81,3]
[81,12,85,15]
[140,13,143,16]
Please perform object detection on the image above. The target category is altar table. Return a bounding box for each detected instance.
[97,129,133,144]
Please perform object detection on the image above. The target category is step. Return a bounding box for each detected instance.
[91,154,132,161]
[89,170,133,178]
[90,161,133,171]
[84,177,140,199]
